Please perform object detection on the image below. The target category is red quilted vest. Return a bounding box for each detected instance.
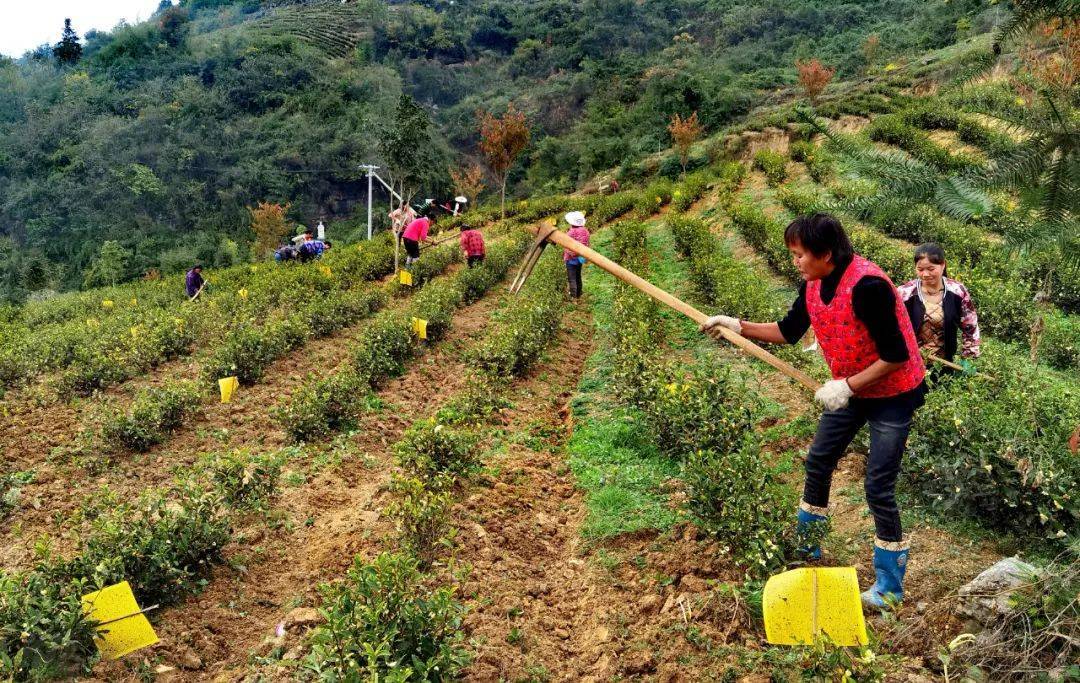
[807,256,925,399]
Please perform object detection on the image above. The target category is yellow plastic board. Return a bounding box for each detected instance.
[218,376,239,403]
[319,265,332,277]
[411,317,428,340]
[399,270,413,286]
[81,582,159,660]
[238,288,248,300]
[763,566,868,647]
[101,299,115,310]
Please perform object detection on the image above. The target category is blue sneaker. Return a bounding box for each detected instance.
[861,538,909,609]
[796,501,829,561]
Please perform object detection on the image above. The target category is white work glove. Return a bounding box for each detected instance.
[815,379,854,412]
[700,315,742,340]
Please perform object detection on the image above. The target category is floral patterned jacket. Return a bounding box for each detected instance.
[898,277,981,359]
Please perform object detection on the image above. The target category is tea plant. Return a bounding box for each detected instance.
[752,149,788,187]
[99,381,201,452]
[394,419,478,479]
[0,471,34,519]
[866,114,981,172]
[384,475,455,567]
[303,553,470,680]
[205,448,286,509]
[276,370,366,443]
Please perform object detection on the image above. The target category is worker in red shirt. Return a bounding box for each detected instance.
[702,213,927,610]
[459,224,485,268]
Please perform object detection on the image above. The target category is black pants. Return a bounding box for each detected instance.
[802,391,923,542]
[566,262,583,298]
[467,255,484,268]
[403,238,420,259]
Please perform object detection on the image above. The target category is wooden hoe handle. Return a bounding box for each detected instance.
[533,223,822,391]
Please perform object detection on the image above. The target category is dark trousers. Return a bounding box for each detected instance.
[802,394,922,542]
[566,262,583,298]
[467,255,484,268]
[403,238,420,259]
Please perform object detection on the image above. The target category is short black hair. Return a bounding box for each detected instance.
[914,242,945,265]
[784,213,853,265]
[323,241,333,248]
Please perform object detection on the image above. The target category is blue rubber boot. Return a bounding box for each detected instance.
[861,539,909,609]
[795,502,828,561]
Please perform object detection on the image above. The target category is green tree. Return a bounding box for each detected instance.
[380,94,435,215]
[52,19,82,65]
[84,241,130,288]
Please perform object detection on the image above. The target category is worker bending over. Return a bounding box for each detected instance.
[702,213,926,609]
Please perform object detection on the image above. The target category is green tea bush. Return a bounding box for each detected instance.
[206,448,285,509]
[789,140,815,163]
[683,443,795,576]
[352,313,415,387]
[591,191,639,224]
[753,149,788,187]
[385,475,454,567]
[277,370,366,443]
[394,419,478,479]
[728,201,800,281]
[410,283,464,343]
[53,347,130,397]
[866,115,980,172]
[303,553,470,680]
[50,483,231,605]
[0,572,97,682]
[100,381,201,452]
[672,168,713,212]
[0,471,33,519]
[639,365,763,459]
[435,375,513,426]
[905,343,1080,540]
[667,215,777,321]
[298,289,386,338]
[202,314,306,386]
[1039,311,1080,371]
[776,182,831,217]
[634,177,675,218]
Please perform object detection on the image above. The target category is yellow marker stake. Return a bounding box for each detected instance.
[763,566,868,647]
[81,582,160,660]
[218,376,239,403]
[399,270,413,286]
[411,317,428,340]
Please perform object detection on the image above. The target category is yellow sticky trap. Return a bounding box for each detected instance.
[238,288,248,300]
[130,326,140,338]
[130,298,138,307]
[82,582,159,660]
[763,566,867,647]
[399,270,413,286]
[218,376,239,403]
[411,317,428,339]
[319,265,332,277]
[101,299,114,310]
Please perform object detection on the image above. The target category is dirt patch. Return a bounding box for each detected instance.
[927,129,986,160]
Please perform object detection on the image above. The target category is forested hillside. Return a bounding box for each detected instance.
[0,0,1004,300]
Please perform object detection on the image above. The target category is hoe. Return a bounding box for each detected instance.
[510,221,877,647]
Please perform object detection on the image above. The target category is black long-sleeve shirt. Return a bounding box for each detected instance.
[776,259,910,363]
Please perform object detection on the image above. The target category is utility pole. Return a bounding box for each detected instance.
[360,164,378,241]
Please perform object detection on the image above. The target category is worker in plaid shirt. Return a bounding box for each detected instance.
[459,224,485,268]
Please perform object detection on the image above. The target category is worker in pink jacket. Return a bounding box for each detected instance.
[401,213,433,265]
[563,211,590,299]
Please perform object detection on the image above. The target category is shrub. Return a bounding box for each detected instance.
[1039,311,1080,372]
[50,483,231,605]
[683,443,796,576]
[303,553,470,680]
[385,475,454,567]
[753,149,788,187]
[410,282,464,343]
[100,381,201,452]
[0,471,34,519]
[789,140,815,163]
[591,191,639,224]
[672,168,713,212]
[206,448,285,509]
[776,182,830,217]
[352,313,415,388]
[277,370,366,443]
[0,572,97,681]
[394,419,478,479]
[866,115,980,172]
[905,343,1080,540]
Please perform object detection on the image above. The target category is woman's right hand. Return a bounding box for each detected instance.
[700,314,742,339]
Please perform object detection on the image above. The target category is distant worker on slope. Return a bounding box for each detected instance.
[701,213,927,610]
[401,211,433,266]
[185,264,205,300]
[298,236,331,263]
[897,243,981,379]
[388,203,418,239]
[563,211,590,300]
[459,224,485,268]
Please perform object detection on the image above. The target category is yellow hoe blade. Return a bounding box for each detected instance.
[763,566,868,646]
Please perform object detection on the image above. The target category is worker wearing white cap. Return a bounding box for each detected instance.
[563,211,590,299]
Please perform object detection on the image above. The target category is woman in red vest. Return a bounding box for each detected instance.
[701,214,926,609]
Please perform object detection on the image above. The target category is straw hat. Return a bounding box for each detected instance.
[564,211,586,227]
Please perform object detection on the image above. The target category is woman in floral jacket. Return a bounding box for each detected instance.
[897,243,981,375]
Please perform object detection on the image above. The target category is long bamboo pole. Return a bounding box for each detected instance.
[531,223,822,391]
